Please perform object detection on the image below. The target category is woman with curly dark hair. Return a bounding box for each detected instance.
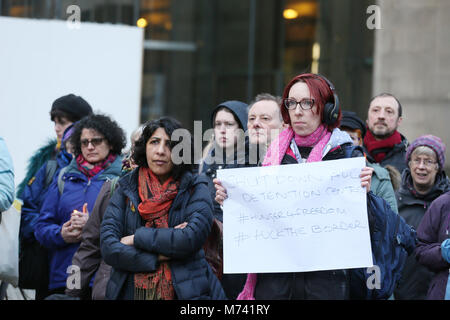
[35,113,125,298]
[100,117,226,300]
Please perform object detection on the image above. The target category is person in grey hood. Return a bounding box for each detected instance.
[199,100,250,222]
[394,135,449,300]
[199,100,250,300]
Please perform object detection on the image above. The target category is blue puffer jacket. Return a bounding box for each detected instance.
[100,168,226,300]
[35,155,123,290]
[21,150,72,241]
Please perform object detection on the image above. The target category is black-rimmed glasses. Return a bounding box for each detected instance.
[284,98,315,110]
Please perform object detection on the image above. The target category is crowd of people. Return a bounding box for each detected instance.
[0,72,449,300]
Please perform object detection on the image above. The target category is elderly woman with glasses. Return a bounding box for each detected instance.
[100,117,226,300]
[35,114,125,298]
[393,135,450,300]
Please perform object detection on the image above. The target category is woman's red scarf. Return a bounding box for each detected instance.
[76,153,117,178]
[134,167,179,300]
[363,129,402,163]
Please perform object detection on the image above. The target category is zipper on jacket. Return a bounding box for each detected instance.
[84,178,92,193]
[322,144,332,159]
[392,214,401,262]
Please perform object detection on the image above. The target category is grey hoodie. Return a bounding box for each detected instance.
[210,100,248,132]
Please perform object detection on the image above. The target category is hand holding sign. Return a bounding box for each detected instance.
[360,166,374,192]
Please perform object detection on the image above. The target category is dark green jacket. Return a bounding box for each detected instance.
[368,162,398,213]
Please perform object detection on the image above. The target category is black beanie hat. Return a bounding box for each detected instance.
[340,111,366,137]
[50,94,93,122]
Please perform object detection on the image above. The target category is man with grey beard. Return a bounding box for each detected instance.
[363,93,408,174]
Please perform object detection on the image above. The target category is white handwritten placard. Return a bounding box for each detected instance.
[217,157,373,274]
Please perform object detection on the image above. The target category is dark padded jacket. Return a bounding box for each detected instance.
[100,168,226,300]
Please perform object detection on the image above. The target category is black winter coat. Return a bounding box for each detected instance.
[100,169,226,300]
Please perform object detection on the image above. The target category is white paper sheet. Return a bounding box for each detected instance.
[217,157,373,274]
[0,17,143,188]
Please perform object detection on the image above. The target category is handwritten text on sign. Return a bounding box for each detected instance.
[217,157,373,274]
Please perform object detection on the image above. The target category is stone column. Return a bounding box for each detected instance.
[373,0,450,171]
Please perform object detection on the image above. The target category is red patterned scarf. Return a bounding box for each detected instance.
[76,153,117,178]
[134,167,179,300]
[364,129,402,163]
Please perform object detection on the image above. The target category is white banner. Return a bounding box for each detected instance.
[217,157,373,274]
[0,17,143,188]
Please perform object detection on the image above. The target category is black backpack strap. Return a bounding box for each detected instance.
[44,160,58,190]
